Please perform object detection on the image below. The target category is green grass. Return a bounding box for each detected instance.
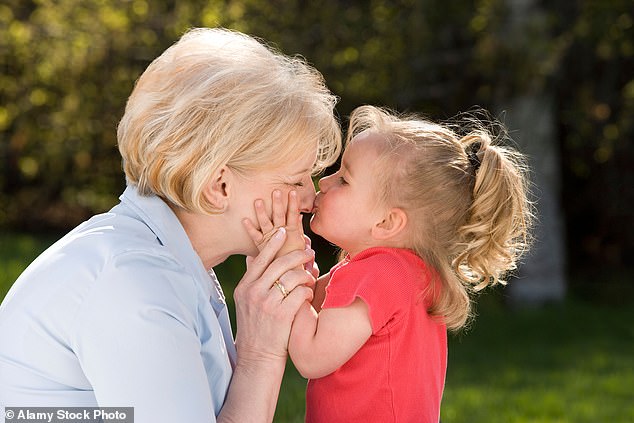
[2,233,633,422]
[440,294,634,422]
[274,294,634,422]
[0,232,61,300]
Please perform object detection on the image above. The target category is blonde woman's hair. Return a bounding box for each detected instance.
[117,27,341,213]
[347,106,533,330]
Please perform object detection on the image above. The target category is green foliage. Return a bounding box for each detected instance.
[549,0,634,270]
[0,231,59,299]
[0,0,632,274]
[1,0,151,228]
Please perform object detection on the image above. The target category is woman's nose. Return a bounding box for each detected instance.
[317,174,332,192]
[299,180,317,213]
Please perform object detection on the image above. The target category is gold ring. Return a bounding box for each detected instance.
[273,280,289,298]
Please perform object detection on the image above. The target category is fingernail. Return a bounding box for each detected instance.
[306,248,315,256]
[274,227,286,239]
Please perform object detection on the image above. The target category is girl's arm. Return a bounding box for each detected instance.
[312,273,330,312]
[289,298,372,379]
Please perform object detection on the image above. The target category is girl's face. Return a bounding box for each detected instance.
[310,131,388,257]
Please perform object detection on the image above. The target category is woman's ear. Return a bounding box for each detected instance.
[372,208,408,241]
[202,166,231,211]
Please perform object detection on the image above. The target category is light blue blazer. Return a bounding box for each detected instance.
[0,186,237,422]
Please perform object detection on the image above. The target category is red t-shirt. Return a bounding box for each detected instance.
[305,247,447,423]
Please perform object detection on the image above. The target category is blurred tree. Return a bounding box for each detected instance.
[0,0,632,298]
[498,0,567,304]
[1,0,159,228]
[549,0,634,287]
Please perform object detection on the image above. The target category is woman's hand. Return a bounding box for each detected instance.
[233,227,316,365]
[220,228,316,422]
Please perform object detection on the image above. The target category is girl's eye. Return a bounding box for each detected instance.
[294,181,304,187]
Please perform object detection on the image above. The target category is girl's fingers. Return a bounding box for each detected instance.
[255,199,274,235]
[242,218,264,245]
[305,254,319,278]
[297,212,305,237]
[285,191,300,231]
[243,227,287,280]
[271,190,286,229]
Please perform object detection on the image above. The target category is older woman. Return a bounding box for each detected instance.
[0,28,341,422]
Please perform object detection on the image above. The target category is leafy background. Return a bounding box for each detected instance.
[1,0,632,289]
[1,1,633,421]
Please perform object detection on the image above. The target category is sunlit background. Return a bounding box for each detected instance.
[1,1,632,421]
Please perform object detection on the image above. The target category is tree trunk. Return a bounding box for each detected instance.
[504,96,567,305]
[502,0,567,305]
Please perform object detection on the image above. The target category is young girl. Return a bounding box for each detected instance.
[245,105,533,422]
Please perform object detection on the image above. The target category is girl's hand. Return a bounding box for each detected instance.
[243,190,308,258]
[303,234,319,279]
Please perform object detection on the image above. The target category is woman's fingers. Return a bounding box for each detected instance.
[278,268,316,291]
[306,257,319,279]
[255,248,315,289]
[233,236,316,365]
[279,285,314,310]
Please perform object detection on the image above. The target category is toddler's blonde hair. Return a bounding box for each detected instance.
[347,106,533,330]
[118,28,341,213]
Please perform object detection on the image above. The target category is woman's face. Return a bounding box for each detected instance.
[231,149,318,255]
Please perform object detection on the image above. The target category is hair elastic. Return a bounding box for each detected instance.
[467,142,482,173]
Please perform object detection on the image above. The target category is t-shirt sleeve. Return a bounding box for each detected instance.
[322,252,410,334]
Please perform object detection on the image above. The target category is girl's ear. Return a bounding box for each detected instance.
[372,208,408,240]
[202,166,231,212]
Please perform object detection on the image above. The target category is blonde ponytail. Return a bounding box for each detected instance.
[454,133,533,291]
